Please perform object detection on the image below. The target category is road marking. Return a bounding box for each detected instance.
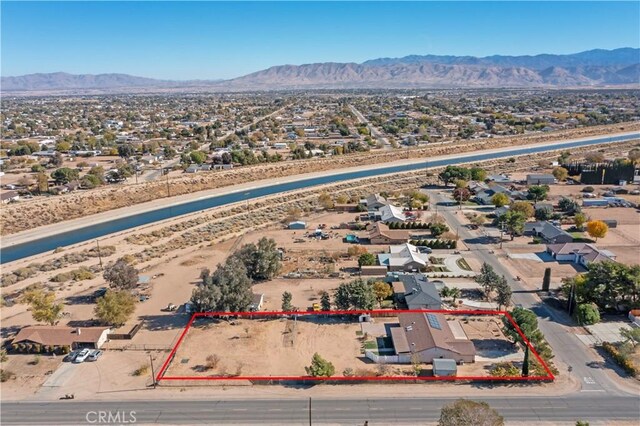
[583,376,596,384]
[581,389,605,392]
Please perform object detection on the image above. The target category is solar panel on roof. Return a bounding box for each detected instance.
[426,313,441,330]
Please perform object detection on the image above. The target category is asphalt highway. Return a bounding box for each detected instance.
[2,395,639,425]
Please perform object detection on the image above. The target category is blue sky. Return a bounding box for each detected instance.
[2,1,639,80]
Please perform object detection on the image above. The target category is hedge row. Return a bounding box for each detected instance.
[602,341,638,376]
[409,239,457,249]
[10,343,71,355]
[387,221,430,230]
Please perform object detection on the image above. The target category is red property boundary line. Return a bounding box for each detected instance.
[156,309,554,382]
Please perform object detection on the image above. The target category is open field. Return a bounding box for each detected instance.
[160,312,534,382]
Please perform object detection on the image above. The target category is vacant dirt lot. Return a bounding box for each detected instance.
[165,316,364,377]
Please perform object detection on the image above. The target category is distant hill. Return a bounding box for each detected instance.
[0,72,223,93]
[2,48,638,93]
[1,72,174,91]
[224,62,639,90]
[362,48,640,69]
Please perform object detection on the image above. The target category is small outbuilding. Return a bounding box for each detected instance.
[527,174,556,185]
[433,358,458,377]
[288,221,307,230]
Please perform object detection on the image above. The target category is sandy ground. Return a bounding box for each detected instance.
[164,315,524,380]
[166,317,365,378]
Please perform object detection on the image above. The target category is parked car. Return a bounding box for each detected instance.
[87,350,102,361]
[64,350,79,362]
[73,348,91,363]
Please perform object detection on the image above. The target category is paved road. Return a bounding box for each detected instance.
[348,104,391,149]
[431,191,630,396]
[2,395,639,425]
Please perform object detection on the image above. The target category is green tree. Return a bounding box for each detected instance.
[475,263,500,300]
[438,399,504,426]
[527,185,549,204]
[574,213,588,230]
[430,222,450,237]
[191,256,253,312]
[502,211,526,240]
[305,353,335,377]
[575,303,600,325]
[334,279,376,310]
[50,167,79,184]
[495,276,512,310]
[491,193,509,208]
[522,346,530,377]
[103,259,139,290]
[502,307,540,346]
[94,290,136,326]
[281,291,293,311]
[542,267,551,292]
[189,150,207,165]
[320,291,331,311]
[439,166,471,186]
[558,197,581,215]
[358,253,376,267]
[20,289,64,325]
[372,281,392,306]
[117,144,135,158]
[233,237,282,281]
[561,261,640,311]
[454,179,467,189]
[470,167,487,182]
[81,174,101,189]
[534,206,553,221]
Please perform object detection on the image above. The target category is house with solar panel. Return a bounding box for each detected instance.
[389,312,476,364]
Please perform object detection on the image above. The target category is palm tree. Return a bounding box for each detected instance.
[449,287,461,304]
[440,286,452,299]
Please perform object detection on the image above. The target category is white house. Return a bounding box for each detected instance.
[378,243,430,272]
[546,243,616,267]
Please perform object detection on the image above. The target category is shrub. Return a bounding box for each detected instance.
[602,342,638,376]
[490,362,520,377]
[133,365,149,376]
[342,367,354,377]
[205,354,221,370]
[575,303,600,325]
[0,369,16,382]
[582,186,595,193]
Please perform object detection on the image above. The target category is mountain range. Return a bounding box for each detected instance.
[2,48,638,93]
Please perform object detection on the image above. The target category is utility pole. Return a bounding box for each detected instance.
[308,397,312,426]
[149,354,157,388]
[568,281,576,316]
[95,240,103,269]
[499,221,505,249]
[166,172,170,198]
